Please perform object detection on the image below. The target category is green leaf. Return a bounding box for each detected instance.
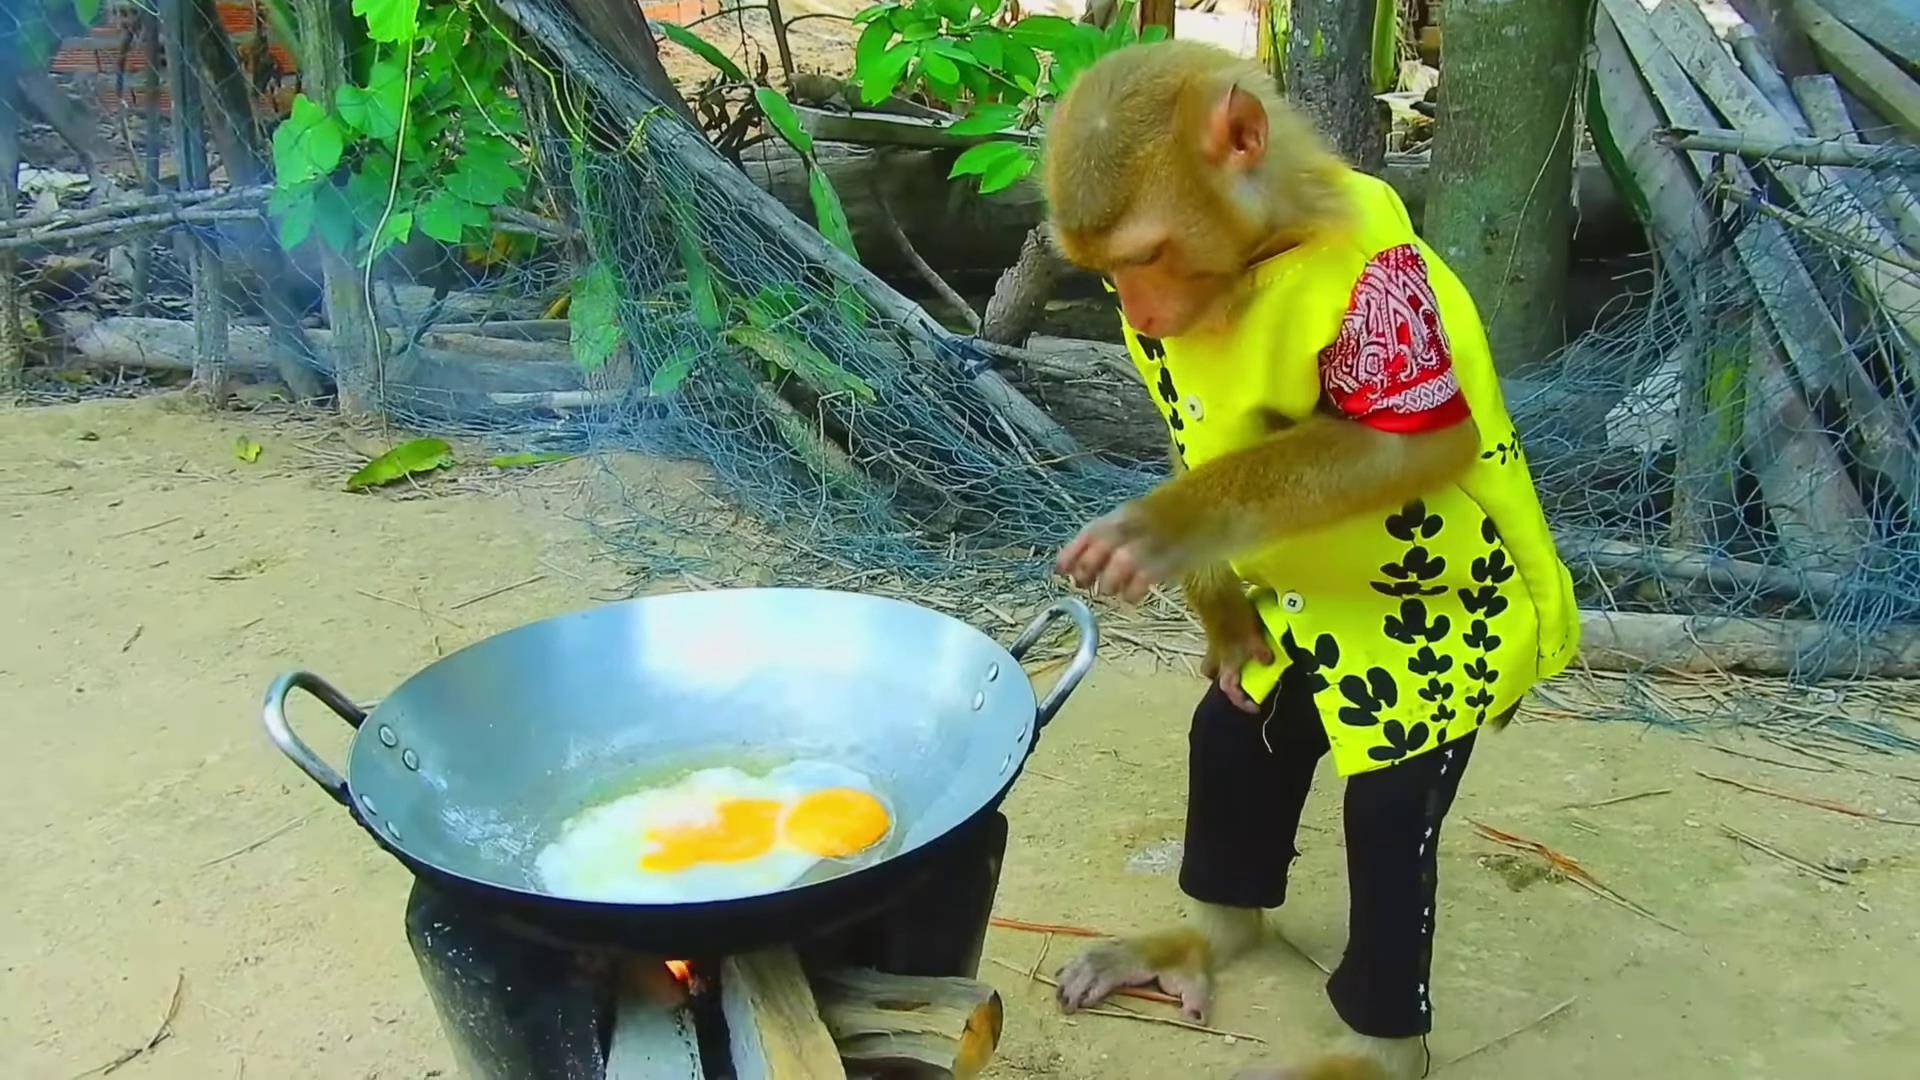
[725,326,875,402]
[949,139,1024,179]
[1003,41,1040,86]
[900,17,943,42]
[74,0,102,24]
[368,209,414,260]
[313,184,359,253]
[669,213,724,333]
[967,29,1005,69]
[489,451,576,468]
[352,0,420,43]
[446,136,523,204]
[1370,0,1398,93]
[648,350,699,396]
[920,49,961,85]
[346,438,455,491]
[853,17,895,80]
[933,0,973,23]
[658,22,748,83]
[977,146,1035,194]
[808,166,857,258]
[1141,24,1170,44]
[948,103,1021,136]
[271,95,344,186]
[861,43,920,105]
[335,59,408,139]
[754,88,814,155]
[1007,15,1082,52]
[852,4,899,26]
[569,264,624,370]
[1312,28,1325,58]
[268,183,317,249]
[234,436,263,463]
[417,191,489,243]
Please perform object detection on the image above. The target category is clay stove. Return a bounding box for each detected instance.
[406,811,1010,1079]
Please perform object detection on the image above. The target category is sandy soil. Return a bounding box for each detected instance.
[4,397,1919,1078]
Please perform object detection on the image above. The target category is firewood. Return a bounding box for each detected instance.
[606,961,703,1079]
[813,967,1002,1080]
[720,948,847,1080]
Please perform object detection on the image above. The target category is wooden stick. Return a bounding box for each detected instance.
[1562,788,1672,810]
[606,962,702,1079]
[814,967,1003,1079]
[104,515,182,540]
[1718,823,1853,886]
[449,573,546,610]
[199,811,319,869]
[1696,770,1920,826]
[1711,744,1833,774]
[1656,126,1918,169]
[990,916,1105,939]
[77,971,186,1077]
[1078,1005,1266,1042]
[1440,996,1577,1068]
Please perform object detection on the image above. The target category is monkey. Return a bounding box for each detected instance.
[1039,41,1581,1079]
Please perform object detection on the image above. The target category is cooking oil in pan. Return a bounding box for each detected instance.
[530,754,903,905]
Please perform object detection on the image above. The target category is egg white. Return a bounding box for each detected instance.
[533,760,890,904]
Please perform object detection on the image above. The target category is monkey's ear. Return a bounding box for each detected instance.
[1202,84,1268,172]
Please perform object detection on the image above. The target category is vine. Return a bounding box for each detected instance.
[267,0,530,265]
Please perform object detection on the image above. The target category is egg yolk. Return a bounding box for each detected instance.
[639,797,781,872]
[782,787,891,858]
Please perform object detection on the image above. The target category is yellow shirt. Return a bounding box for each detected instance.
[1117,170,1579,776]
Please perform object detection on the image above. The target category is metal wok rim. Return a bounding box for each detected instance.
[263,589,1097,916]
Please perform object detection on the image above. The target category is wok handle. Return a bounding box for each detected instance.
[262,670,368,808]
[1009,597,1099,730]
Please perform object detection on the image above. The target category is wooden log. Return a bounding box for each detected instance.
[0,81,20,390]
[1655,127,1920,170]
[981,227,1072,345]
[1576,608,1920,678]
[813,968,1002,1080]
[720,949,847,1080]
[1793,0,1920,138]
[606,962,702,1080]
[1562,537,1848,603]
[1728,23,1810,130]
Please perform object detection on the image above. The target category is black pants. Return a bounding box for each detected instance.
[1178,677,1476,1039]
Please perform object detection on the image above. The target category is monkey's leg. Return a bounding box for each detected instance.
[1236,730,1481,1080]
[1058,679,1329,1022]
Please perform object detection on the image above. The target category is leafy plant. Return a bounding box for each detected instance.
[268,0,529,265]
[656,23,855,258]
[848,0,1167,194]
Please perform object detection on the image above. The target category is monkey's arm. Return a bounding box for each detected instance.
[1062,416,1479,601]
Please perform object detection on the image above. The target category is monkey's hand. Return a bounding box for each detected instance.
[1055,498,1223,604]
[1188,564,1272,713]
[1055,929,1216,1022]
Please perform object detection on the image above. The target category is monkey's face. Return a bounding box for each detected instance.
[1059,202,1257,339]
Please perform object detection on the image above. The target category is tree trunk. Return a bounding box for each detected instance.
[981,227,1072,345]
[1286,0,1386,174]
[1422,0,1583,372]
[160,0,231,404]
[291,0,384,416]
[0,86,20,392]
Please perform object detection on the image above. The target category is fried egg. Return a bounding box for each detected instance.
[533,760,893,903]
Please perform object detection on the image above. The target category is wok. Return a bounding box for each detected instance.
[263,588,1096,952]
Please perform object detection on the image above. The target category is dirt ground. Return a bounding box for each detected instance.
[4,397,1919,1078]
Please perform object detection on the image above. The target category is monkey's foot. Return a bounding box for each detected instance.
[1055,939,1212,1022]
[1228,1035,1424,1080]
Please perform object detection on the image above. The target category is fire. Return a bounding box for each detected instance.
[665,959,691,984]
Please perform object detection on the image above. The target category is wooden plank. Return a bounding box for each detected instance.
[814,968,1003,1079]
[1792,74,1920,253]
[1821,0,1920,76]
[606,963,703,1080]
[1728,23,1810,130]
[1740,315,1873,574]
[1577,609,1920,677]
[1654,0,1920,384]
[721,949,848,1080]
[1589,9,1713,262]
[1793,0,1920,137]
